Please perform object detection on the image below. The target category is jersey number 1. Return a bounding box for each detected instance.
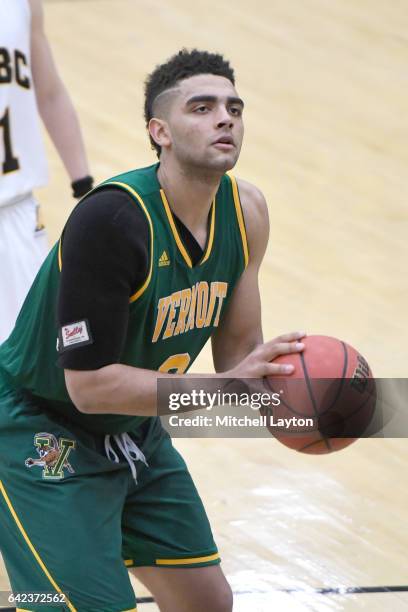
[0,107,20,174]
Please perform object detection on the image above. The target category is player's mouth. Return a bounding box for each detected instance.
[212,135,235,150]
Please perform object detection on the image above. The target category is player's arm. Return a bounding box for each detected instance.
[62,188,304,417]
[60,188,221,417]
[29,0,92,196]
[211,179,304,375]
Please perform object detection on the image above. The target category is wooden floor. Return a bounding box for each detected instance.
[1,0,407,610]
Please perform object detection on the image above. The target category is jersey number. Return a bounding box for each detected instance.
[0,107,20,174]
[159,353,191,374]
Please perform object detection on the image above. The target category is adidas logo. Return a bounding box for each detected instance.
[158,250,170,267]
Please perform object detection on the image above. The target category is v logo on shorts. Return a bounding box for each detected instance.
[25,432,76,479]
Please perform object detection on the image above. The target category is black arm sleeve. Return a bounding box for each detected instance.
[57,186,149,370]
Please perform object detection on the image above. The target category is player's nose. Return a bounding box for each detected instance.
[215,105,234,128]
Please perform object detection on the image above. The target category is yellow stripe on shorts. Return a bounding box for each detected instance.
[0,481,77,612]
[156,552,220,565]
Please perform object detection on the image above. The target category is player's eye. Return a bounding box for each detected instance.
[194,105,209,113]
[229,106,243,117]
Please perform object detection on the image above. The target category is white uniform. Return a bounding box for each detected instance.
[0,0,49,342]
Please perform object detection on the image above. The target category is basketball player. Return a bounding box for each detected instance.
[0,0,93,342]
[0,50,305,611]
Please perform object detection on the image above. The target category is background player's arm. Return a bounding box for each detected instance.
[29,0,90,183]
[211,179,269,373]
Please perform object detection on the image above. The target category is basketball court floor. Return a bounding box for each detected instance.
[1,0,407,610]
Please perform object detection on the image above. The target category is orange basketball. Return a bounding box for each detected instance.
[263,335,376,453]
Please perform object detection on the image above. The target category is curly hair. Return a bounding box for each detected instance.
[144,49,235,156]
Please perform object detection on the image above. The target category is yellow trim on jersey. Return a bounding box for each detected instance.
[228,174,249,268]
[160,190,216,268]
[58,237,62,271]
[0,481,77,612]
[124,558,134,566]
[160,189,192,268]
[199,197,216,265]
[107,181,154,303]
[155,552,220,565]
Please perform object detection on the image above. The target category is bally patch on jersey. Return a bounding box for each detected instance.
[58,319,93,352]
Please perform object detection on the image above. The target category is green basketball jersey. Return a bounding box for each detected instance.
[0,163,248,433]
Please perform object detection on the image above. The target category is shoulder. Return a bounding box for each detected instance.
[64,187,148,239]
[235,178,269,264]
[105,164,160,198]
[235,178,268,226]
[60,187,150,273]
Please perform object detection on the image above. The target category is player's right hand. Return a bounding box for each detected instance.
[228,331,306,379]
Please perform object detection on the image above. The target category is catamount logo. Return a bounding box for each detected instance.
[25,433,75,480]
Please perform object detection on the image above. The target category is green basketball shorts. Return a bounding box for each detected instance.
[0,378,220,612]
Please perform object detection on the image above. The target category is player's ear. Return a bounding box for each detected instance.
[149,118,171,151]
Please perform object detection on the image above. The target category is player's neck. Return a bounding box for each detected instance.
[157,158,221,238]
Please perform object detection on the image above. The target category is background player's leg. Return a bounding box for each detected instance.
[0,195,47,342]
[130,565,232,612]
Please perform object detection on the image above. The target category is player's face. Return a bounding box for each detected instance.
[166,74,244,173]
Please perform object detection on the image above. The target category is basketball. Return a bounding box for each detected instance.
[263,335,377,454]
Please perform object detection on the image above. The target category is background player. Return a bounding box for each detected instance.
[0,0,93,342]
[0,49,305,611]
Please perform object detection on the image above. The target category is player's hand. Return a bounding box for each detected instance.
[227,331,306,379]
